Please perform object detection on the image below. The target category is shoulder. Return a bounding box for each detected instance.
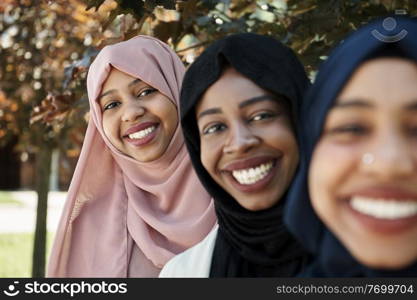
[159,225,218,278]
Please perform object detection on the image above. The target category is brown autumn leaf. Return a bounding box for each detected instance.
[30,92,75,125]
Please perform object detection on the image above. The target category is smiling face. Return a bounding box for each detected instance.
[99,68,178,162]
[309,57,417,269]
[196,67,299,211]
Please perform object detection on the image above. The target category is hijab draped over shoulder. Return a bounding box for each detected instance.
[48,35,216,277]
[180,33,311,277]
[285,16,417,277]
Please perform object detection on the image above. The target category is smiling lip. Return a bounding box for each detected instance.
[222,156,279,171]
[124,122,159,147]
[124,121,158,137]
[342,186,417,201]
[222,156,280,193]
[347,203,417,234]
[342,186,417,234]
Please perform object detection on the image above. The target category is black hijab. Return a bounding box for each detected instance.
[284,16,417,277]
[180,33,311,277]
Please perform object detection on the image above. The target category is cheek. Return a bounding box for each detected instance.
[263,121,295,144]
[102,115,117,141]
[309,146,333,216]
[155,98,178,137]
[263,125,299,162]
[308,141,359,217]
[200,139,217,175]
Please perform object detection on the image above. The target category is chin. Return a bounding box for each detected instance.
[354,252,417,270]
[133,149,164,162]
[239,198,276,211]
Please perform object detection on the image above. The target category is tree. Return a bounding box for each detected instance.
[0,0,110,277]
[80,0,417,72]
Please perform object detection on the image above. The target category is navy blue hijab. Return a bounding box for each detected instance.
[285,16,417,277]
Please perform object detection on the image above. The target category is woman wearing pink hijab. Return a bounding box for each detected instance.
[47,36,216,277]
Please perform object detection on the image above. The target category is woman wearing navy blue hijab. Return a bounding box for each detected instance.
[285,16,417,276]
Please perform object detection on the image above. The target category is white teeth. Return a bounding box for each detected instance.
[350,196,417,220]
[128,126,156,139]
[232,161,274,185]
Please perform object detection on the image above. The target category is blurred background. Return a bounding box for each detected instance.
[0,0,416,278]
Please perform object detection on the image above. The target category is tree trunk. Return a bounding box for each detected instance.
[32,144,52,277]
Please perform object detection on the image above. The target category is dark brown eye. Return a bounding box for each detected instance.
[203,123,227,135]
[104,101,121,111]
[250,112,275,122]
[330,124,368,135]
[137,88,157,98]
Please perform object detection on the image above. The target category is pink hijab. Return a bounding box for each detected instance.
[47,36,216,277]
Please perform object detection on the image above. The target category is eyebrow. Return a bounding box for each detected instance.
[238,94,278,108]
[333,99,417,111]
[197,107,222,119]
[98,78,142,101]
[197,94,277,119]
[332,99,374,109]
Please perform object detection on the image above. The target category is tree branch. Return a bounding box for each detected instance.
[176,41,210,53]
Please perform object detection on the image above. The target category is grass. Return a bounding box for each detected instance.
[0,232,54,277]
[0,192,22,205]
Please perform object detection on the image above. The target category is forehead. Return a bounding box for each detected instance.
[336,57,417,107]
[197,67,267,111]
[102,68,137,90]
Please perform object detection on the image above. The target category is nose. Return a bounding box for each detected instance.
[223,122,260,155]
[121,99,145,123]
[361,130,415,180]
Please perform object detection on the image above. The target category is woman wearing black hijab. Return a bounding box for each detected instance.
[285,16,417,277]
[159,33,311,277]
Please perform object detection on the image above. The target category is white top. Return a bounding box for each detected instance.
[159,225,218,278]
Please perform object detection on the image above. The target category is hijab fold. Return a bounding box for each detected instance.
[180,33,311,277]
[284,16,417,277]
[48,36,216,277]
